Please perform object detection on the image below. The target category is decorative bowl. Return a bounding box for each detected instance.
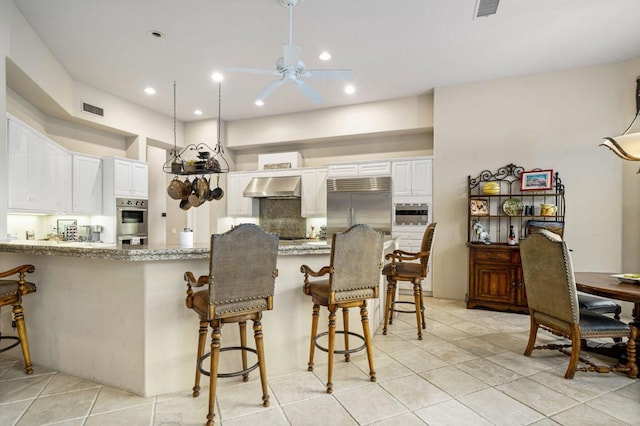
[482,181,500,195]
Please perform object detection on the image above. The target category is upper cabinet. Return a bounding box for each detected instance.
[391,158,432,197]
[327,161,391,177]
[7,116,71,213]
[72,154,102,214]
[226,172,257,217]
[301,167,327,217]
[103,157,149,199]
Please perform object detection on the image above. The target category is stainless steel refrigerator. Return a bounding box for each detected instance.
[326,176,392,237]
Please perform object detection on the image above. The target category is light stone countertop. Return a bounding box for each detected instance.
[0,239,332,261]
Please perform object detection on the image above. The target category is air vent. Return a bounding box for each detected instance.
[475,0,500,18]
[82,102,104,117]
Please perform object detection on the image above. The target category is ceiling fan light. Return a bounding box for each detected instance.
[601,134,640,161]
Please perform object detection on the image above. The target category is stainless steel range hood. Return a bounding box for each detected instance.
[243,176,301,198]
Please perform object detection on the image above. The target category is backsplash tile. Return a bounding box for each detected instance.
[259,198,306,239]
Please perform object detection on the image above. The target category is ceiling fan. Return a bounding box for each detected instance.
[225,0,353,105]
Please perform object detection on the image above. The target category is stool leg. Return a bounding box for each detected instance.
[193,320,208,397]
[207,322,221,426]
[253,319,270,407]
[418,283,426,329]
[308,304,320,372]
[342,308,350,362]
[383,278,394,335]
[327,307,337,394]
[239,321,249,382]
[389,280,397,325]
[13,305,33,375]
[413,280,423,340]
[360,301,376,382]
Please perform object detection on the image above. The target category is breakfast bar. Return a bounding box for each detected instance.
[0,239,394,397]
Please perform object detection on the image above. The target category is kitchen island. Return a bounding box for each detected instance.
[0,238,394,396]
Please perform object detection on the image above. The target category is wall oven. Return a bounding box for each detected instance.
[394,202,430,226]
[116,198,148,244]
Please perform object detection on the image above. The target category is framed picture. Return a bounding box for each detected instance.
[520,169,553,191]
[470,198,489,216]
[525,220,564,238]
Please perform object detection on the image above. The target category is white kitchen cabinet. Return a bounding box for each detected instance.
[103,157,149,199]
[72,154,103,214]
[226,172,257,217]
[301,168,327,217]
[7,116,71,213]
[327,164,358,177]
[392,158,432,197]
[327,161,390,177]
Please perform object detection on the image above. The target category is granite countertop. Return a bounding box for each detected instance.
[0,239,332,262]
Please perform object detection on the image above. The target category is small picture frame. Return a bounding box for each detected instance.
[470,198,489,216]
[520,169,553,191]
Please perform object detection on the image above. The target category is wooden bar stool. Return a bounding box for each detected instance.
[300,224,384,394]
[0,264,37,374]
[184,224,279,426]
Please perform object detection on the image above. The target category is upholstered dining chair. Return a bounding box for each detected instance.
[381,222,436,340]
[519,231,637,379]
[0,264,37,375]
[184,224,279,426]
[300,224,384,394]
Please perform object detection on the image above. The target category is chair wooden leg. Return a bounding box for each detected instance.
[326,307,336,394]
[413,280,423,340]
[239,321,249,382]
[193,320,208,397]
[565,324,581,379]
[342,308,350,362]
[360,302,376,383]
[389,280,397,325]
[383,278,394,335]
[207,323,221,426]
[524,314,538,356]
[253,319,270,407]
[418,283,426,329]
[13,304,33,375]
[626,326,638,379]
[308,304,320,372]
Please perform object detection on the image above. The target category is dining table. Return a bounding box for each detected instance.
[574,272,640,364]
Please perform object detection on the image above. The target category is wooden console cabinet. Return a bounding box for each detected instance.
[466,163,565,313]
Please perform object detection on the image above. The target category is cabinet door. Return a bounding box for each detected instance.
[113,159,133,197]
[411,159,432,196]
[7,119,43,210]
[391,161,412,196]
[73,155,102,214]
[301,168,327,217]
[45,142,72,213]
[131,162,149,198]
[327,164,358,176]
[358,161,391,176]
[471,262,517,305]
[226,173,254,216]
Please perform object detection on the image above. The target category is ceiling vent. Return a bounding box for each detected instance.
[81,101,104,117]
[475,0,500,18]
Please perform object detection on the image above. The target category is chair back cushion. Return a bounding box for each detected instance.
[419,222,437,270]
[330,224,384,295]
[519,230,579,325]
[209,224,279,306]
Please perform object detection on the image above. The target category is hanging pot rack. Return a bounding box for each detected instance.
[162,80,230,176]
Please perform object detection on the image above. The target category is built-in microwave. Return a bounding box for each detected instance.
[394,203,429,226]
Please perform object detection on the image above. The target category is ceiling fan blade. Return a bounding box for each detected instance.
[225,66,280,76]
[256,78,287,102]
[303,69,354,80]
[283,44,301,69]
[296,81,324,104]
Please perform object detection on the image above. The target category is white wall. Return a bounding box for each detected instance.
[433,62,628,301]
[0,1,9,241]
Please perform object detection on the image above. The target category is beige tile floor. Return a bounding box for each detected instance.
[1,297,638,425]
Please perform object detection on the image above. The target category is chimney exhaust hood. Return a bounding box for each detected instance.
[243,175,301,198]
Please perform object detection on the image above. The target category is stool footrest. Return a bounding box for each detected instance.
[0,335,20,354]
[391,300,425,315]
[314,331,366,355]
[197,346,260,378]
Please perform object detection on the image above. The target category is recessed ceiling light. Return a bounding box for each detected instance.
[194,110,203,116]
[211,72,224,82]
[319,51,331,61]
[255,100,264,107]
[344,85,356,95]
[147,30,165,40]
[144,87,156,95]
